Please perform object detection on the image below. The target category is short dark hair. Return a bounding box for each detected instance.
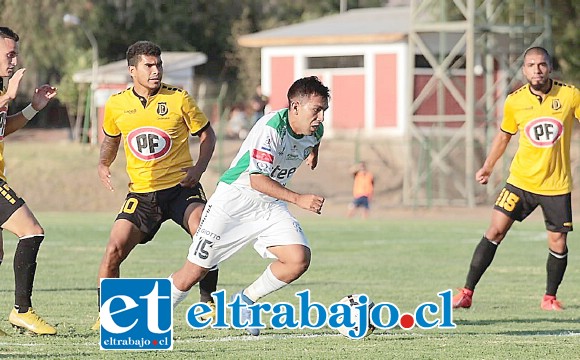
[523,46,552,67]
[126,41,161,66]
[287,76,330,105]
[0,27,19,42]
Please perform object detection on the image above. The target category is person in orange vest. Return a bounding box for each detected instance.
[347,161,374,219]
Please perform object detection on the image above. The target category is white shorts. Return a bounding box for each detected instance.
[186,182,310,268]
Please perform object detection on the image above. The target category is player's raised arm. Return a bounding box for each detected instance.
[0,68,24,108]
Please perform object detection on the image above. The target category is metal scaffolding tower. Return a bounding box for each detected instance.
[403,0,552,207]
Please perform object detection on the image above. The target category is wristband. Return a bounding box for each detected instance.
[21,104,38,121]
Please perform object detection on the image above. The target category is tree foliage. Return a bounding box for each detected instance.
[551,0,579,83]
[0,0,577,127]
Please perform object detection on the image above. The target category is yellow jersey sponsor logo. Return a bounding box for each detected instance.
[127,126,172,161]
[523,117,563,148]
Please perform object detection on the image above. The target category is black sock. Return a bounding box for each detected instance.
[546,248,568,296]
[199,267,219,303]
[465,236,498,290]
[14,235,44,312]
[97,288,101,311]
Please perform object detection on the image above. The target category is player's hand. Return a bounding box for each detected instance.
[31,84,58,111]
[98,164,114,191]
[5,68,25,102]
[297,194,325,214]
[475,166,492,185]
[180,167,202,188]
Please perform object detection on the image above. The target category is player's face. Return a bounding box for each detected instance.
[291,94,328,135]
[0,37,18,78]
[130,55,163,94]
[522,52,551,92]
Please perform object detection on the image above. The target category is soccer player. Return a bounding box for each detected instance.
[453,46,580,311]
[0,27,58,335]
[93,40,219,329]
[169,76,329,336]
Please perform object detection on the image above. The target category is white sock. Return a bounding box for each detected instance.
[169,274,190,308]
[244,264,288,302]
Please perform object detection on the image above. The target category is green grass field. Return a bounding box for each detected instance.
[0,213,579,359]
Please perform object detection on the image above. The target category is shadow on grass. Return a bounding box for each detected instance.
[0,288,95,293]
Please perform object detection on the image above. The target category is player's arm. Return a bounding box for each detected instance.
[4,81,57,137]
[181,123,216,187]
[476,130,512,185]
[0,68,25,109]
[98,135,121,191]
[180,91,217,187]
[306,144,319,170]
[250,174,324,214]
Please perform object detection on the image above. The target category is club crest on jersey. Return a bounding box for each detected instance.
[524,117,563,148]
[551,99,561,111]
[304,146,313,159]
[127,127,172,161]
[286,145,300,161]
[157,102,168,116]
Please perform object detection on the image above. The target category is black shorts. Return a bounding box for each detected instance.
[493,183,573,233]
[116,183,207,244]
[0,179,26,227]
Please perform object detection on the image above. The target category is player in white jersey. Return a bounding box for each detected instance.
[169,76,329,336]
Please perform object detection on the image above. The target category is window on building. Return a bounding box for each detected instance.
[306,55,364,69]
[415,55,466,69]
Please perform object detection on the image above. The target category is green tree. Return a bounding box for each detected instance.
[2,0,575,134]
[551,0,579,84]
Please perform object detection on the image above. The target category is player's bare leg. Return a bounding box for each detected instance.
[0,231,6,336]
[0,230,4,267]
[240,244,311,303]
[92,220,143,330]
[170,260,210,308]
[98,220,143,280]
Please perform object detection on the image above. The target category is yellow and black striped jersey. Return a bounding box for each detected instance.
[501,81,580,195]
[0,79,8,181]
[103,83,209,193]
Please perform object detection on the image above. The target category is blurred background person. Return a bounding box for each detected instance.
[250,85,269,125]
[226,102,251,140]
[347,161,374,219]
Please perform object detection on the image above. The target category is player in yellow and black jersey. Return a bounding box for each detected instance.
[93,41,218,329]
[0,27,58,335]
[453,47,580,311]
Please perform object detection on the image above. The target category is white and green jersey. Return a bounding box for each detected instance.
[219,108,323,202]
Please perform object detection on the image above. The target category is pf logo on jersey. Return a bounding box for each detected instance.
[524,117,563,148]
[127,127,172,161]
